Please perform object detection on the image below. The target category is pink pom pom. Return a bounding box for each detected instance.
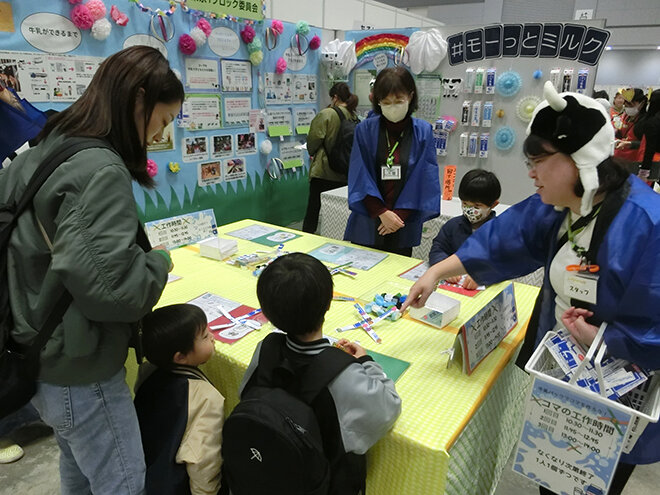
[196,18,212,37]
[271,20,284,35]
[241,25,255,44]
[85,0,106,21]
[309,35,321,51]
[146,159,158,178]
[69,0,83,4]
[71,4,94,30]
[178,34,197,55]
[276,57,287,74]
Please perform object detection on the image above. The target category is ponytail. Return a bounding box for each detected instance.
[329,82,358,114]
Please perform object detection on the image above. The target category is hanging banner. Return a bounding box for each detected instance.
[186,0,265,22]
[447,23,610,66]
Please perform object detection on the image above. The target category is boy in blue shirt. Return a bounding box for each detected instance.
[429,169,501,289]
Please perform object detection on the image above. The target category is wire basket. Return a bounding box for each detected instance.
[525,324,660,453]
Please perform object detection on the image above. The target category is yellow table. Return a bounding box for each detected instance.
[127,219,539,494]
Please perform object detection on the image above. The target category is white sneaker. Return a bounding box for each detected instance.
[0,440,24,464]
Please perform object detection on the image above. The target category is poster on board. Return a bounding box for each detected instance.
[223,96,251,126]
[177,94,222,130]
[211,134,233,159]
[221,59,252,92]
[184,57,220,90]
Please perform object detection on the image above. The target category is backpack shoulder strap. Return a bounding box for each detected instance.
[15,137,114,218]
[298,346,356,404]
[331,106,346,122]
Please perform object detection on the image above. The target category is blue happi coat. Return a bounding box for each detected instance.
[457,175,660,464]
[344,116,441,247]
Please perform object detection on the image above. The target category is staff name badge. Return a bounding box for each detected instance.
[381,165,401,180]
[564,272,598,304]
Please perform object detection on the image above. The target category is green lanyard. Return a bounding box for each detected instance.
[566,205,601,260]
[385,130,401,168]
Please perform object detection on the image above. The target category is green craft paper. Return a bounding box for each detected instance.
[296,125,311,135]
[268,125,292,137]
[367,350,411,382]
[282,158,303,170]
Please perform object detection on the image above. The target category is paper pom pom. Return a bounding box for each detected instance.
[247,38,262,53]
[271,20,284,35]
[91,18,112,40]
[168,162,180,173]
[260,139,273,155]
[494,126,516,151]
[309,35,321,51]
[296,21,310,36]
[110,5,129,26]
[69,0,83,4]
[241,25,255,44]
[495,71,522,97]
[533,69,543,80]
[249,50,263,66]
[71,4,94,30]
[190,26,208,47]
[179,34,197,55]
[85,0,106,21]
[516,95,542,123]
[196,18,212,37]
[276,57,287,74]
[146,159,158,178]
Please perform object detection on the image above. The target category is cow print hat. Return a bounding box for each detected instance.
[527,81,615,215]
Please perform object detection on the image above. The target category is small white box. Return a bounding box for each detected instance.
[199,237,238,261]
[409,291,461,329]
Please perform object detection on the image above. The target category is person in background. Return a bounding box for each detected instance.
[428,169,501,289]
[344,67,440,256]
[614,88,648,165]
[135,304,224,495]
[610,91,626,129]
[591,89,610,113]
[303,82,359,233]
[0,46,182,494]
[403,82,660,495]
[635,89,660,183]
[0,81,46,166]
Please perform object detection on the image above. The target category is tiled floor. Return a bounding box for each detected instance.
[1,421,657,494]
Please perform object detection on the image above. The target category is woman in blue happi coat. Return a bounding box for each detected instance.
[344,67,440,256]
[404,81,660,495]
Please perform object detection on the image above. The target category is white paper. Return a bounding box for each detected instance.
[185,57,220,90]
[265,72,292,105]
[224,96,251,126]
[221,60,252,92]
[178,95,221,130]
[227,224,278,240]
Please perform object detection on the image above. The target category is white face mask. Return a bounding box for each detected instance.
[380,101,409,123]
[462,204,491,224]
[624,106,639,117]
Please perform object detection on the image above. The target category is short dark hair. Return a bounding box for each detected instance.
[141,304,208,368]
[371,67,418,117]
[329,82,358,114]
[256,253,333,336]
[523,134,629,197]
[40,46,184,188]
[458,169,501,206]
[592,90,609,101]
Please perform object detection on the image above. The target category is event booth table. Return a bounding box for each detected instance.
[126,219,540,495]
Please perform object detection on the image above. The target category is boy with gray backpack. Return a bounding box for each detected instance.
[221,253,401,495]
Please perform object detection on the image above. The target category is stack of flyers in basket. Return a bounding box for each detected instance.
[544,329,649,400]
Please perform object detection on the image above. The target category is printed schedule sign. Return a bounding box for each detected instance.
[144,209,218,249]
[514,377,631,495]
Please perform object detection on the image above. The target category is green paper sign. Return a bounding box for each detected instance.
[268,125,292,137]
[282,158,303,170]
[186,0,264,21]
[296,125,311,135]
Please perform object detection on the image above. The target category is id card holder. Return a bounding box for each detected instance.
[564,271,598,305]
[381,165,401,180]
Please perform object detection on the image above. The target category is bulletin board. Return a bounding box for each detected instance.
[0,2,324,227]
[343,21,609,206]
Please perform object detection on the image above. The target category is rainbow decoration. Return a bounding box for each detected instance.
[354,33,409,67]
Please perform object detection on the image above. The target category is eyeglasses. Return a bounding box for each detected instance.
[524,152,559,171]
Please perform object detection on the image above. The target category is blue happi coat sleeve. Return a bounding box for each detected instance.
[456,194,562,285]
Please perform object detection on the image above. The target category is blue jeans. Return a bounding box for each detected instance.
[31,368,145,495]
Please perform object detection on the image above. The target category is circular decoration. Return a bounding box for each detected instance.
[249,50,263,66]
[208,27,240,57]
[146,159,158,178]
[516,95,542,123]
[495,127,516,151]
[151,14,175,42]
[260,139,273,155]
[309,35,321,51]
[373,53,388,72]
[296,20,310,36]
[496,70,522,97]
[91,18,112,41]
[241,25,255,44]
[533,69,543,80]
[178,34,196,55]
[86,0,106,21]
[71,4,94,30]
[21,13,82,53]
[276,57,287,74]
[284,47,307,71]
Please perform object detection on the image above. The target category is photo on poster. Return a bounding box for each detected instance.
[223,157,246,182]
[198,160,223,187]
[0,59,21,91]
[182,136,209,162]
[211,134,233,159]
[235,132,256,155]
[249,109,266,133]
[147,121,175,152]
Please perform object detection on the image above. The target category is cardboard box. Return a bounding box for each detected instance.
[199,237,238,261]
[409,291,460,328]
